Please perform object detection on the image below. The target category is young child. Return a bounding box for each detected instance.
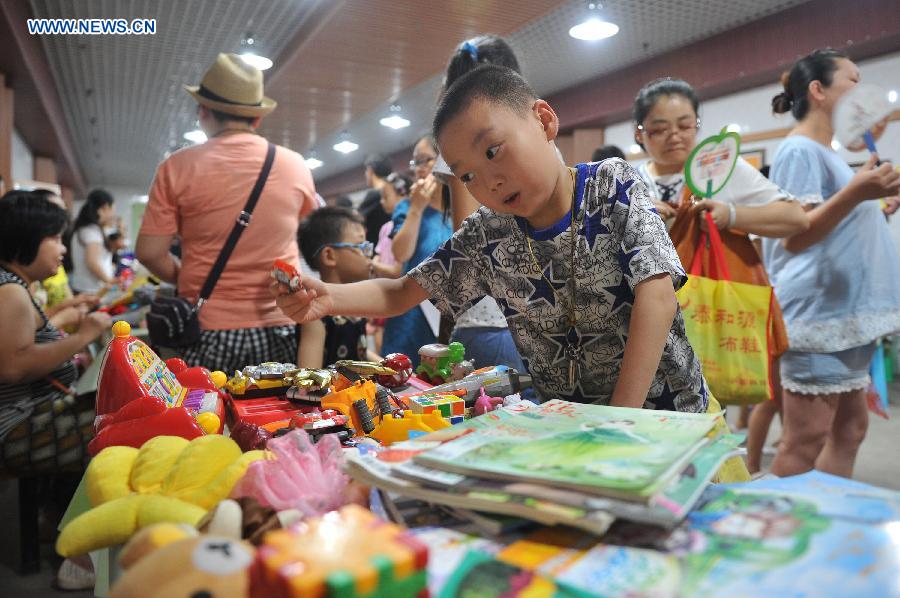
[275,66,707,411]
[296,207,377,368]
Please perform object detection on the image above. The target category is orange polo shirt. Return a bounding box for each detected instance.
[141,132,317,330]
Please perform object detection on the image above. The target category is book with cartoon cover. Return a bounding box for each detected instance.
[590,472,900,596]
[414,399,721,501]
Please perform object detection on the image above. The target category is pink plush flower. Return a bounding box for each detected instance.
[231,429,349,516]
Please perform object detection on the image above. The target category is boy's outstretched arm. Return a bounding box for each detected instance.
[271,275,429,324]
[610,274,677,408]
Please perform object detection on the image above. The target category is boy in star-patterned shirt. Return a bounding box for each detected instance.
[273,65,707,411]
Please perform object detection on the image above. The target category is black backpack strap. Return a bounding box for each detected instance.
[196,142,276,309]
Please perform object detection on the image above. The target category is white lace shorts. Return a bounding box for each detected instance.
[779,342,876,395]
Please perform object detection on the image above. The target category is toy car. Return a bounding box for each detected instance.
[271,259,302,292]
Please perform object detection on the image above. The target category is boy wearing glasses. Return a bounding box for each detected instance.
[296,207,378,368]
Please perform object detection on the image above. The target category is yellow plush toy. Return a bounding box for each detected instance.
[57,435,265,557]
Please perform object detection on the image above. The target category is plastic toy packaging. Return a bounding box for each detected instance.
[231,429,349,517]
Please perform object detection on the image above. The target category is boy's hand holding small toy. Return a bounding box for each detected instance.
[269,260,333,324]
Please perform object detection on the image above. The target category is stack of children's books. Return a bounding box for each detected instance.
[417,471,900,597]
[345,399,744,534]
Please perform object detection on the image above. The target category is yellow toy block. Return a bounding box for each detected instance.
[368,410,451,446]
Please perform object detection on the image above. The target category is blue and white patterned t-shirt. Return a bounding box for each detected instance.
[409,159,707,411]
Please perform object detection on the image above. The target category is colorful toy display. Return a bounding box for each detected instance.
[252,504,428,597]
[91,322,226,454]
[415,342,473,385]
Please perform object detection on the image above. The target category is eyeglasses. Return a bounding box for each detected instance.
[637,118,700,141]
[312,241,374,260]
[409,156,436,168]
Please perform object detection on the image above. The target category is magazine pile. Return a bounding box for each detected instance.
[345,399,744,535]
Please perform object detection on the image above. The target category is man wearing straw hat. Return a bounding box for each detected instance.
[137,53,318,372]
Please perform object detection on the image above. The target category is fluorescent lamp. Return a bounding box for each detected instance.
[183,129,207,144]
[305,157,323,170]
[333,140,359,154]
[240,52,273,71]
[889,90,898,103]
[569,18,618,41]
[380,115,411,129]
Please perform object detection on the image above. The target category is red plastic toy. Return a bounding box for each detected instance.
[271,259,302,292]
[89,321,226,454]
[376,353,413,388]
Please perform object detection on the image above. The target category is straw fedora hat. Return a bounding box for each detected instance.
[184,53,276,117]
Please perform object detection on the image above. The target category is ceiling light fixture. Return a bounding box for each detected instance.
[333,132,358,154]
[628,144,642,155]
[569,2,619,41]
[183,129,207,144]
[305,155,323,170]
[831,139,841,151]
[380,104,410,129]
[239,33,272,71]
[726,123,742,134]
[333,140,359,154]
[889,89,898,103]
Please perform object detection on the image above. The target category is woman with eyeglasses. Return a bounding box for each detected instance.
[381,135,452,366]
[632,78,808,471]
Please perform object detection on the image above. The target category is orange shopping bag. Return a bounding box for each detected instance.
[676,213,774,405]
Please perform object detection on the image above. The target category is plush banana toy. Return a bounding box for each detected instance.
[57,435,265,557]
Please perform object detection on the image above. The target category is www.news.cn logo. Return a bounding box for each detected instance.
[27,18,156,35]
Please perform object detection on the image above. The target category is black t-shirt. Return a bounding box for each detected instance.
[322,315,367,365]
[358,189,390,245]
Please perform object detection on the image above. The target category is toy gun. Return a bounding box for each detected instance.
[410,366,532,404]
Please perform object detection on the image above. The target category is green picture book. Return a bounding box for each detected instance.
[414,399,721,501]
[397,433,744,527]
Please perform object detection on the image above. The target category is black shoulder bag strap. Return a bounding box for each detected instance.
[195,142,276,311]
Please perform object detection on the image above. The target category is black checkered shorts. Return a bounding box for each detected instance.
[180,325,298,374]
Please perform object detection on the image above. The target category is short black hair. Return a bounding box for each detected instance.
[592,145,626,162]
[364,154,392,179]
[334,195,353,209]
[0,190,69,265]
[433,65,536,142]
[209,108,256,126]
[298,206,365,270]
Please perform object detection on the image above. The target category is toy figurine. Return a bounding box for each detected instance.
[415,342,473,384]
[473,387,505,416]
[376,353,413,387]
[271,259,302,293]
